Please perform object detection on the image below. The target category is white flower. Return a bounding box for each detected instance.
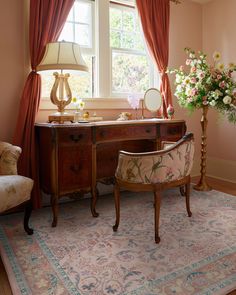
[215,89,223,97]
[213,51,221,61]
[223,95,232,104]
[176,74,182,83]
[228,62,236,71]
[209,100,216,107]
[216,62,225,71]
[184,77,191,85]
[176,85,183,92]
[185,87,192,96]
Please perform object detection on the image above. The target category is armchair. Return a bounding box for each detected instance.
[0,142,34,235]
[113,133,194,243]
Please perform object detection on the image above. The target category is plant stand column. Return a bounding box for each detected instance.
[194,105,212,191]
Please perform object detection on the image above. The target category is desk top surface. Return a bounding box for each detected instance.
[35,118,185,128]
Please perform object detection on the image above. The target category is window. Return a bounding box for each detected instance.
[40,0,156,100]
[41,0,95,99]
[110,3,152,95]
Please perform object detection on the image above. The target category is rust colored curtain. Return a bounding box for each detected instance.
[13,0,74,209]
[136,0,172,118]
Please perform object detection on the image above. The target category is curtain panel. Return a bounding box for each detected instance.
[136,0,173,118]
[13,0,74,209]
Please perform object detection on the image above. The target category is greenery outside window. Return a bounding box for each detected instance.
[110,2,153,96]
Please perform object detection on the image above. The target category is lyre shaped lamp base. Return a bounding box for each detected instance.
[48,112,74,124]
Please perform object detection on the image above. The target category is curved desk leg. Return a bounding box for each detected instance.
[91,187,99,217]
[51,194,58,227]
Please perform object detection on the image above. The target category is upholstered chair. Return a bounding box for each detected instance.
[113,133,194,243]
[0,142,34,235]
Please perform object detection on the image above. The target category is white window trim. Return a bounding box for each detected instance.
[39,0,158,110]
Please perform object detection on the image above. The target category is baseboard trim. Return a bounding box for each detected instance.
[191,156,236,184]
[206,174,236,184]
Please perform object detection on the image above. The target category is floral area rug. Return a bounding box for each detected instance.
[1,188,236,295]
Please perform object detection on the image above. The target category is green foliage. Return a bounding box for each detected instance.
[169,48,236,124]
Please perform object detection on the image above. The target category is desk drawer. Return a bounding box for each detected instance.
[57,128,92,145]
[159,123,185,141]
[58,146,92,190]
[96,125,156,142]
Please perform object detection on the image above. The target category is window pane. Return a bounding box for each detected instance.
[122,32,134,49]
[123,10,134,31]
[67,6,74,21]
[74,1,90,23]
[75,24,90,47]
[110,31,121,48]
[110,8,122,30]
[134,33,145,51]
[59,23,74,42]
[112,51,150,94]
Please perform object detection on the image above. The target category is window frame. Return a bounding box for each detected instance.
[109,1,155,97]
[40,0,158,102]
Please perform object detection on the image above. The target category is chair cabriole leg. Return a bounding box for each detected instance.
[185,179,192,217]
[24,200,34,235]
[154,190,161,243]
[113,182,120,232]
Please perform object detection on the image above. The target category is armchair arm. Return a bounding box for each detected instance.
[0,143,22,175]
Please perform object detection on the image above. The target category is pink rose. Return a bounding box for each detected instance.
[191,66,197,73]
[191,88,198,96]
[186,59,191,66]
[187,97,194,103]
[219,81,226,89]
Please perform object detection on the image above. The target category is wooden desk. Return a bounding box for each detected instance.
[35,119,186,226]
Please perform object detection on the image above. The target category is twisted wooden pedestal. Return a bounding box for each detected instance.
[194,105,212,191]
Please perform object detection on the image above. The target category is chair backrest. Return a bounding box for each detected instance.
[0,142,21,175]
[115,133,194,184]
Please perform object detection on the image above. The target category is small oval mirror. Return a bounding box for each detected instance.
[144,88,162,112]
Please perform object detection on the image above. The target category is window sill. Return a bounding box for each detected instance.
[39,97,140,110]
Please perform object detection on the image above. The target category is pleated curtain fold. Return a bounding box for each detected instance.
[136,0,173,118]
[13,0,74,209]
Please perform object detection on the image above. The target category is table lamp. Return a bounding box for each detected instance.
[37,41,88,123]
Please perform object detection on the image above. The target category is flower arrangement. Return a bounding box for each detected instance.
[71,96,85,111]
[170,48,236,123]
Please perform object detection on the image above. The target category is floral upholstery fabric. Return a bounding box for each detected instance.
[0,142,33,213]
[0,175,33,212]
[0,142,21,175]
[115,139,194,184]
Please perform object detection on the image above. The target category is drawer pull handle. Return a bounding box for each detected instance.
[100,131,106,137]
[70,164,81,174]
[168,128,178,135]
[70,134,83,142]
[145,129,151,133]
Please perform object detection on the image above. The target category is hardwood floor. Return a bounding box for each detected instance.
[0,177,236,295]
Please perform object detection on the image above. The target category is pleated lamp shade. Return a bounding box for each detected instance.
[37,41,88,72]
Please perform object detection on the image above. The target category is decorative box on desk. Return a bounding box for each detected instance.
[35,119,186,227]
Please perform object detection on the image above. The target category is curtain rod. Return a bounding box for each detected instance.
[110,0,181,7]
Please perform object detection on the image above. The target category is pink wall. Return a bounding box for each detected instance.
[0,0,25,142]
[203,0,236,161]
[169,0,202,156]
[0,0,203,157]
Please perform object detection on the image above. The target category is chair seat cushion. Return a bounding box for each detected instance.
[0,175,33,212]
